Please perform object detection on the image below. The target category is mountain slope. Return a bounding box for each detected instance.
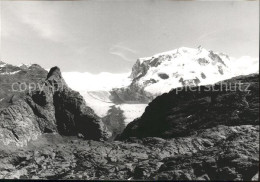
[118,74,259,139]
[0,66,111,147]
[0,61,48,108]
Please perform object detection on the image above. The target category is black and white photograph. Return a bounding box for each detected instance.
[0,0,259,180]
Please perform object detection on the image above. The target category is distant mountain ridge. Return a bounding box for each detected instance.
[0,61,48,108]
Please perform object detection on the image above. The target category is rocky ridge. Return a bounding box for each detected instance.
[0,61,48,108]
[118,74,259,139]
[0,66,111,147]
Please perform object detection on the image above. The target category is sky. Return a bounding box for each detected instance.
[0,0,259,73]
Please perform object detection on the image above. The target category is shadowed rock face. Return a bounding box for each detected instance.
[118,74,259,140]
[53,87,110,140]
[0,66,111,146]
[102,105,126,140]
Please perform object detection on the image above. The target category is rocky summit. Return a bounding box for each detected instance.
[0,66,111,147]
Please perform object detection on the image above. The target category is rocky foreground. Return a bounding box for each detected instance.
[0,124,258,180]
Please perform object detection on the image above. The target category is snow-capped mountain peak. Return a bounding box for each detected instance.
[129,47,236,95]
[128,46,258,99]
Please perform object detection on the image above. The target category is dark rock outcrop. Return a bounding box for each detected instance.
[102,106,126,140]
[118,74,259,139]
[0,66,111,146]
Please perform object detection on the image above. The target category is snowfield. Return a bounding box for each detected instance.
[135,47,234,95]
[117,104,147,125]
[0,70,21,75]
[80,91,114,117]
[79,90,148,125]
